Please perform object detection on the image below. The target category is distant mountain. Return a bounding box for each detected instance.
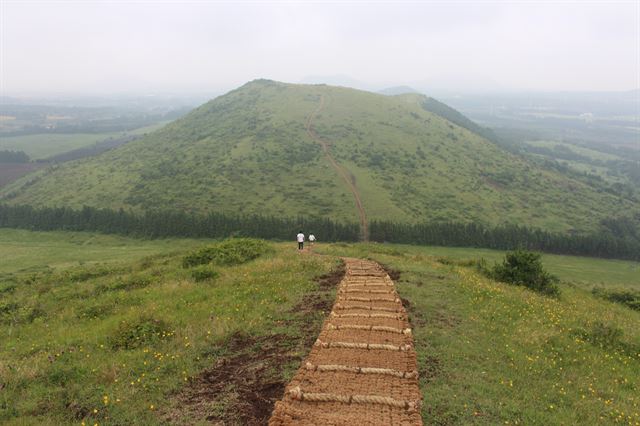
[299,75,372,91]
[3,79,637,235]
[378,86,420,96]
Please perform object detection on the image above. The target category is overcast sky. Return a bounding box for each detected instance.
[1,1,639,95]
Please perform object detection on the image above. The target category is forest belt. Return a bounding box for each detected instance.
[314,339,412,352]
[304,362,419,379]
[288,386,421,412]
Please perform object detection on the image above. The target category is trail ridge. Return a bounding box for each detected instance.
[305,95,369,241]
[269,258,423,425]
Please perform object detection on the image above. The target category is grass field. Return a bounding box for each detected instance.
[349,243,640,290]
[2,230,638,425]
[0,122,168,160]
[0,230,338,425]
[0,229,207,275]
[525,140,622,162]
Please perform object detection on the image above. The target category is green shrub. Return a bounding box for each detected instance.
[592,287,640,311]
[437,256,479,267]
[190,265,219,282]
[182,238,270,268]
[61,265,119,283]
[0,282,17,295]
[0,302,19,323]
[25,305,46,323]
[576,321,624,348]
[108,315,172,349]
[95,273,153,293]
[76,302,114,319]
[489,249,559,296]
[0,302,45,324]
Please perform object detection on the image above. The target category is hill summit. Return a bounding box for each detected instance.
[2,79,637,235]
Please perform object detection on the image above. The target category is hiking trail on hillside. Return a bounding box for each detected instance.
[269,258,423,425]
[305,95,369,241]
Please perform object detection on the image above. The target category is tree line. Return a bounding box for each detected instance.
[0,204,638,261]
[0,150,30,163]
[369,220,640,261]
[0,204,360,242]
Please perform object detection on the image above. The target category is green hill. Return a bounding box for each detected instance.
[2,79,637,235]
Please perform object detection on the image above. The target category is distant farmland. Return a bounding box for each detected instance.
[0,163,45,187]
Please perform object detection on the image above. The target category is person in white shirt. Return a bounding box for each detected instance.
[296,231,305,250]
[309,234,316,246]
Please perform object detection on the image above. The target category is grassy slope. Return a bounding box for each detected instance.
[317,243,640,425]
[2,230,639,425]
[3,80,638,233]
[1,230,337,425]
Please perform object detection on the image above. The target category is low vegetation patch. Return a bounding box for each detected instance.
[60,264,123,282]
[575,321,624,349]
[189,265,219,282]
[592,287,640,311]
[76,301,115,320]
[0,301,46,325]
[182,238,271,268]
[94,273,154,294]
[109,315,173,350]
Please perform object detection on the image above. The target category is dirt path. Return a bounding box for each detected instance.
[305,95,369,241]
[269,258,423,425]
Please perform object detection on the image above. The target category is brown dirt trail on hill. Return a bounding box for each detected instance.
[269,258,423,425]
[305,95,369,241]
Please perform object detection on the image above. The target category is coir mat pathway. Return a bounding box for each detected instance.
[269,258,423,425]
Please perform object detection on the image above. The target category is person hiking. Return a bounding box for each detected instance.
[296,231,305,250]
[309,234,316,246]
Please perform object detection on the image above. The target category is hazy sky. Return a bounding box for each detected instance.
[2,1,639,95]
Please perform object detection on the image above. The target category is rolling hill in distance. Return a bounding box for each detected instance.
[2,79,638,235]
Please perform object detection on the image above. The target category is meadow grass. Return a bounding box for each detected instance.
[2,230,639,425]
[0,229,206,275]
[1,231,337,425]
[345,243,640,290]
[525,140,622,162]
[0,133,117,159]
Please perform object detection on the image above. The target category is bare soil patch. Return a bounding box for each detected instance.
[402,296,427,327]
[314,260,346,290]
[380,263,401,281]
[164,262,345,425]
[420,355,442,384]
[164,332,290,425]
